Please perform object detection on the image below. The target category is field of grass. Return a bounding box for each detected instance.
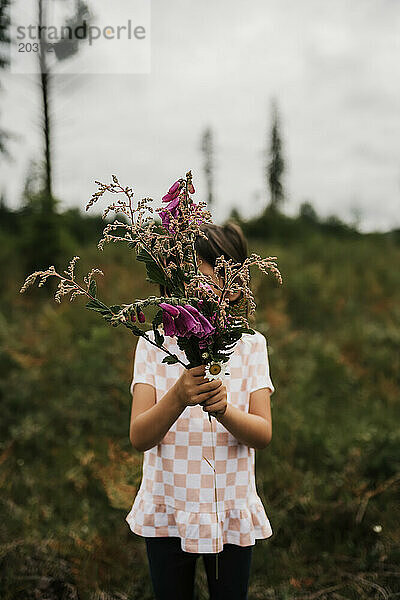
[1,229,399,599]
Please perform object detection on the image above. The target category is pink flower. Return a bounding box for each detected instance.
[162,180,181,203]
[137,310,146,323]
[175,306,204,337]
[183,305,215,337]
[160,180,184,233]
[162,192,177,203]
[169,180,181,195]
[159,303,199,337]
[158,303,178,336]
[163,195,180,213]
[159,303,216,339]
[159,303,180,318]
[159,176,202,234]
[159,195,181,234]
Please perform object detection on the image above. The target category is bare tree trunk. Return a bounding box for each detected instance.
[38,0,53,206]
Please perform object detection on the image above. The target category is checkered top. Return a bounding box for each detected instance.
[125,329,275,553]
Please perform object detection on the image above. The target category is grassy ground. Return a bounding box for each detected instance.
[0,231,399,599]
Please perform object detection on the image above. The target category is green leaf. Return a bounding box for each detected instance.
[88,279,97,298]
[162,355,179,364]
[153,309,163,327]
[126,323,144,336]
[145,262,169,287]
[136,247,153,263]
[239,327,255,335]
[154,329,164,346]
[85,298,110,315]
[109,304,122,314]
[136,246,170,287]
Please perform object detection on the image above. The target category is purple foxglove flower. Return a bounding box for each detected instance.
[160,198,179,217]
[162,186,180,203]
[183,305,216,337]
[161,310,176,336]
[159,209,169,228]
[159,303,180,336]
[174,306,202,337]
[165,196,180,212]
[159,303,216,340]
[160,195,181,233]
[160,214,177,235]
[160,214,174,234]
[168,180,181,195]
[159,303,180,318]
[137,310,146,323]
[160,213,170,232]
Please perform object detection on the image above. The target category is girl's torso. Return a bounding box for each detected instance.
[126,329,275,553]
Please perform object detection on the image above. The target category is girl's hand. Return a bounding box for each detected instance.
[200,381,228,417]
[175,365,223,409]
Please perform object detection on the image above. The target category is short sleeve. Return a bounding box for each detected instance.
[249,334,275,395]
[130,334,156,395]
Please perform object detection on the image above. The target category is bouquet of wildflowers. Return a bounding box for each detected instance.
[20,170,282,579]
[20,170,282,406]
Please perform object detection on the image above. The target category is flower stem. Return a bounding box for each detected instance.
[206,413,220,580]
[140,332,189,368]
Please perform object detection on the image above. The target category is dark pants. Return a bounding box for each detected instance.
[145,536,253,600]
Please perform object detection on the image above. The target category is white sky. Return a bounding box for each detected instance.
[1,0,400,232]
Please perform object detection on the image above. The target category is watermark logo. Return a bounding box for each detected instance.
[10,0,151,74]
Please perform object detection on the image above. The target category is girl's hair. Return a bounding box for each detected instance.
[194,222,248,269]
[159,221,251,300]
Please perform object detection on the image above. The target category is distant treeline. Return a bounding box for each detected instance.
[236,203,400,245]
[1,196,399,269]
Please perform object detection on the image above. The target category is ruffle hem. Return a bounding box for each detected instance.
[125,496,273,554]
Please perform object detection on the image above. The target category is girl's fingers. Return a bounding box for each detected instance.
[197,386,222,405]
[199,386,223,403]
[197,379,222,395]
[203,399,226,413]
[199,385,222,404]
[201,391,224,407]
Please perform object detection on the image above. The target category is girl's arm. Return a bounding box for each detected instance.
[203,387,272,449]
[130,366,222,452]
[129,382,185,452]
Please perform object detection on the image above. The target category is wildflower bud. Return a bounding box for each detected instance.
[130,312,136,322]
[137,311,146,323]
[188,183,195,194]
[169,180,181,195]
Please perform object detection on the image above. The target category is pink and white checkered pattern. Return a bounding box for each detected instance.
[125,329,275,553]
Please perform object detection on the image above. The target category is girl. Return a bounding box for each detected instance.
[126,222,275,600]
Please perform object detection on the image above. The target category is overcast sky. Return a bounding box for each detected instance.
[1,0,400,232]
